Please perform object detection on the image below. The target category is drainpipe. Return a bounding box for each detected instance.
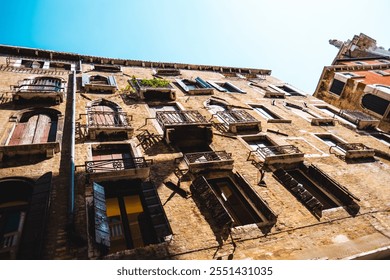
[68,70,76,225]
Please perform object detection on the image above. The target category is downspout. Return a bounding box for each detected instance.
[68,70,76,224]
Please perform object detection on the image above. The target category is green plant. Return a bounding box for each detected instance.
[140,78,170,88]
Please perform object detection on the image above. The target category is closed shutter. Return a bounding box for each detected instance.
[93,182,110,247]
[19,172,52,259]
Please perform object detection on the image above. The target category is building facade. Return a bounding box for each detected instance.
[314,33,390,132]
[0,39,389,260]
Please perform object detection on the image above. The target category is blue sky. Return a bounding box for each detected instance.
[1,0,389,93]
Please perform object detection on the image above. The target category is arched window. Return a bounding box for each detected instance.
[8,111,58,146]
[361,94,390,116]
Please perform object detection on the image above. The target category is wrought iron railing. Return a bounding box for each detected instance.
[216,110,259,124]
[337,143,371,151]
[256,145,302,158]
[14,84,64,92]
[85,157,150,173]
[184,151,232,164]
[156,110,209,126]
[88,111,131,128]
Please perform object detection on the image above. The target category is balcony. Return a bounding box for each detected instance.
[249,145,304,166]
[11,77,66,104]
[331,143,375,159]
[183,150,234,173]
[340,110,380,130]
[216,110,261,133]
[131,78,176,101]
[87,111,133,140]
[155,110,213,148]
[85,157,151,181]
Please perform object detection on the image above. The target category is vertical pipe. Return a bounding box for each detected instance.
[68,70,76,223]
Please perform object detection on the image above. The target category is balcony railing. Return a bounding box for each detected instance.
[85,157,151,173]
[156,110,210,127]
[337,143,371,151]
[88,111,131,128]
[1,231,19,248]
[184,151,232,163]
[257,145,301,158]
[14,84,64,93]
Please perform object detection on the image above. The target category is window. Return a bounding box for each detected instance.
[86,99,133,140]
[21,60,44,69]
[276,84,305,96]
[373,84,390,94]
[329,79,345,96]
[354,61,367,65]
[82,74,117,93]
[315,134,346,155]
[92,181,171,254]
[0,108,62,161]
[191,175,277,229]
[12,76,66,103]
[0,173,52,259]
[215,110,261,134]
[251,105,291,123]
[8,112,57,146]
[207,81,245,93]
[273,165,359,218]
[378,59,390,64]
[85,143,150,180]
[175,77,213,95]
[93,64,121,72]
[373,70,390,76]
[361,94,390,116]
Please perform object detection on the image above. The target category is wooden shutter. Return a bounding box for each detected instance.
[208,81,227,92]
[195,77,211,88]
[93,182,110,247]
[18,172,52,259]
[142,181,172,242]
[175,79,189,92]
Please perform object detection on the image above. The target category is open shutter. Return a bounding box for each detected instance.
[175,79,189,92]
[108,76,117,88]
[225,82,246,93]
[195,77,211,88]
[93,182,110,247]
[208,81,227,92]
[19,172,52,259]
[142,182,172,242]
[82,74,90,87]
